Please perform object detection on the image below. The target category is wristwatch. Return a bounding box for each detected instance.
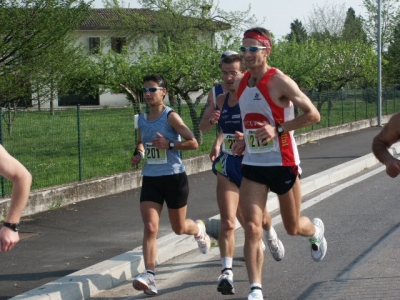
[276,124,285,136]
[3,222,20,232]
[169,142,175,150]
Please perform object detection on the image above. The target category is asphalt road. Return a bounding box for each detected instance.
[0,126,383,299]
[92,166,400,299]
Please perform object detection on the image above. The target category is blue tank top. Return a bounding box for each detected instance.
[138,107,184,176]
[217,93,243,134]
[212,84,224,107]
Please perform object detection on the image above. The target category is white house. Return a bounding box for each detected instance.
[36,8,221,109]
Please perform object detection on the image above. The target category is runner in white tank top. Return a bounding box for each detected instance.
[237,67,300,167]
[230,27,326,300]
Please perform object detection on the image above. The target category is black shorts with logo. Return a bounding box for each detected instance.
[140,172,189,209]
[241,165,299,195]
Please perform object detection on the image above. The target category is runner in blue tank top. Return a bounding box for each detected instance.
[200,50,239,132]
[130,74,211,296]
[202,54,285,296]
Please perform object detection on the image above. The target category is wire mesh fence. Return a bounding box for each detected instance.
[0,87,399,196]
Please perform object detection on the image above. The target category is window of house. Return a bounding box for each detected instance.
[111,37,126,53]
[89,37,100,54]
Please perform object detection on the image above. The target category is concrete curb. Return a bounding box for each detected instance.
[11,142,400,300]
[0,115,394,219]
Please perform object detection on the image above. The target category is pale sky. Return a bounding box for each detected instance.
[93,0,367,38]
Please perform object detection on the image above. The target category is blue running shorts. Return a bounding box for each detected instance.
[212,153,243,188]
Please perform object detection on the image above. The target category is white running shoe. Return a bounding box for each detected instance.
[217,270,235,295]
[132,273,157,296]
[265,232,285,261]
[195,220,211,254]
[248,288,263,300]
[309,218,327,262]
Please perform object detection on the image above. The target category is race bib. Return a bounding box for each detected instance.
[245,129,276,153]
[145,143,167,164]
[222,133,236,155]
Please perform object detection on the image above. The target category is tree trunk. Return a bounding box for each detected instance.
[184,99,203,144]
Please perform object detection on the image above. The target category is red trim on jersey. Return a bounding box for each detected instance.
[257,68,295,166]
[237,71,250,100]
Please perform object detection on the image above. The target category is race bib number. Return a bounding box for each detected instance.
[245,129,276,153]
[145,143,167,164]
[222,134,236,155]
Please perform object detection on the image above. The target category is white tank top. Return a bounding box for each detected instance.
[237,68,300,167]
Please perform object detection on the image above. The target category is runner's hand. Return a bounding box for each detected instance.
[385,159,400,178]
[209,110,221,125]
[209,146,220,162]
[131,155,142,166]
[0,227,19,252]
[255,122,276,145]
[232,131,245,156]
[152,132,168,149]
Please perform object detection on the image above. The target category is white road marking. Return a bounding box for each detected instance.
[272,165,385,226]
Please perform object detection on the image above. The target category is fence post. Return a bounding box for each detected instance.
[77,104,83,181]
[341,89,344,124]
[0,108,4,197]
[385,87,388,115]
[354,90,357,122]
[327,94,331,127]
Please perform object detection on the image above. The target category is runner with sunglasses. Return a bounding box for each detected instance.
[231,27,326,300]
[201,54,284,295]
[131,74,211,296]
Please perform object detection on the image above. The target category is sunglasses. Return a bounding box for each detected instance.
[142,87,164,93]
[239,46,267,53]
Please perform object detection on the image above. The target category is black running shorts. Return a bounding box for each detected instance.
[140,172,189,209]
[241,165,299,195]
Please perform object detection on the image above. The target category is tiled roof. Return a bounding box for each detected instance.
[78,8,228,31]
[79,8,156,30]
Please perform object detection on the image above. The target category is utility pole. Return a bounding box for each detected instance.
[377,0,382,126]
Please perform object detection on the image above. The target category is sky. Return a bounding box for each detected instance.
[93,0,368,38]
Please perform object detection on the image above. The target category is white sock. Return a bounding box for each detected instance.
[312,226,321,240]
[146,270,155,280]
[265,226,277,240]
[196,222,204,238]
[250,283,262,290]
[221,257,233,271]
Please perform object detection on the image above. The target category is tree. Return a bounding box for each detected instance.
[286,19,308,43]
[0,0,92,108]
[362,0,400,50]
[313,40,376,90]
[29,41,96,115]
[383,19,400,85]
[305,1,347,40]
[0,0,91,71]
[97,38,220,142]
[97,0,259,142]
[269,38,326,89]
[342,7,368,43]
[271,38,376,112]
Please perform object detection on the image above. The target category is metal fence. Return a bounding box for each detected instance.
[0,87,399,196]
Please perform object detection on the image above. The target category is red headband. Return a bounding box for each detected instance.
[243,31,272,48]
